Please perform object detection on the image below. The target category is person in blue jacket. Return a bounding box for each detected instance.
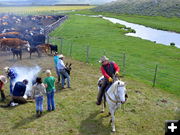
[4,67,17,95]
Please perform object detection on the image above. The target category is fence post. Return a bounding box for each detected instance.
[86,46,89,63]
[47,35,49,44]
[70,42,72,57]
[122,53,126,76]
[103,50,106,56]
[153,64,158,87]
[60,38,63,54]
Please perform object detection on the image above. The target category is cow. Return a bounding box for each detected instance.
[28,47,40,59]
[36,44,50,54]
[0,38,30,51]
[49,44,58,54]
[0,32,21,39]
[11,48,22,60]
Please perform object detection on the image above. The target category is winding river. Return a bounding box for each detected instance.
[76,14,180,48]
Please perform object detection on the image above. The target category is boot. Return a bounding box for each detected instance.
[58,76,60,83]
[0,91,6,102]
[36,111,39,117]
[39,111,42,117]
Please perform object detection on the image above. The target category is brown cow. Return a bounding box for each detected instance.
[36,44,50,54]
[0,38,30,50]
[0,32,20,37]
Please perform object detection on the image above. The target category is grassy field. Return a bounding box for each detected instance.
[71,10,180,33]
[0,54,179,135]
[49,14,180,96]
[0,6,95,15]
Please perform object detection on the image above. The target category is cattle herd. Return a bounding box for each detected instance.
[0,14,61,59]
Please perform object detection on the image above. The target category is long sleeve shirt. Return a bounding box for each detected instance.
[100,62,120,79]
[57,59,66,70]
[31,83,46,98]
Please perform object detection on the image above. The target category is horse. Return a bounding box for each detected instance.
[97,75,127,132]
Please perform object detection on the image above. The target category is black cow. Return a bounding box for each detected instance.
[29,47,40,59]
[11,48,22,60]
[49,44,58,54]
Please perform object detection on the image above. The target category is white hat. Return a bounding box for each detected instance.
[59,54,64,58]
[45,69,51,74]
[0,75,7,84]
[4,66,9,72]
[99,56,109,63]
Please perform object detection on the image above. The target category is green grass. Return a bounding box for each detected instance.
[50,14,180,96]
[70,10,180,33]
[0,56,179,135]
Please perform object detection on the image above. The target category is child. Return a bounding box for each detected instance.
[32,77,46,117]
[43,70,56,111]
[0,75,7,102]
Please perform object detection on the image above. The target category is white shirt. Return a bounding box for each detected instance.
[57,59,66,70]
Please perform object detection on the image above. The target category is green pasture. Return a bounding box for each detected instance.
[50,14,180,96]
[70,10,180,33]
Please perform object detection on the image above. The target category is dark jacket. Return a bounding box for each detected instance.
[12,81,26,96]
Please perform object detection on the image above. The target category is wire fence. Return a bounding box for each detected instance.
[49,37,180,94]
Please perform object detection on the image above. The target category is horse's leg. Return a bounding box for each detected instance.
[109,107,116,132]
[101,100,105,113]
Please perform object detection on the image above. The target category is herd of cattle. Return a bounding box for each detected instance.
[0,14,61,59]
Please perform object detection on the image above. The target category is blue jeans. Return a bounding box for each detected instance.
[10,79,15,95]
[46,90,55,111]
[35,96,44,112]
[55,66,60,82]
[59,69,70,88]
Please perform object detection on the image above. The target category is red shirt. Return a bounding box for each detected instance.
[0,81,4,90]
[100,62,120,79]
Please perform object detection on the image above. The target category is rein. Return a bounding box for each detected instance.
[106,83,124,104]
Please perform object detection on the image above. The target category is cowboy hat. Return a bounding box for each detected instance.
[0,75,7,84]
[4,66,9,73]
[99,56,109,63]
[59,54,64,59]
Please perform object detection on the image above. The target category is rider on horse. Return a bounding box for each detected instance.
[96,56,120,105]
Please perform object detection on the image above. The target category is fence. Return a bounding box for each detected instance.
[49,37,180,94]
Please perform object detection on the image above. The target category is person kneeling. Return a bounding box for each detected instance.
[11,79,28,105]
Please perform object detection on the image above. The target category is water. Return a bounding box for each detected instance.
[76,14,180,48]
[103,17,180,48]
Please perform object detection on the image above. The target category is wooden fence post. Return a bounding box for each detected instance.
[153,64,158,87]
[70,42,72,57]
[60,38,63,54]
[122,53,126,76]
[47,35,49,44]
[86,46,89,63]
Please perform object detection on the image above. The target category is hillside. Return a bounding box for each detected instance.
[92,0,180,17]
[0,53,179,135]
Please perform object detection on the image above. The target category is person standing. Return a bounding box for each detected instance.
[32,77,46,117]
[4,67,17,95]
[53,52,60,83]
[43,70,56,111]
[57,54,70,89]
[96,56,120,105]
[0,75,7,102]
